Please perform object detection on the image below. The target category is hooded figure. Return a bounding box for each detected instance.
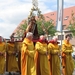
[48,36,61,75]
[35,35,50,75]
[6,36,19,75]
[21,32,36,75]
[0,36,6,75]
[62,34,74,75]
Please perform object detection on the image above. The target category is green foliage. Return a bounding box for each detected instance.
[19,22,27,31]
[16,18,56,37]
[68,11,75,36]
[37,20,56,36]
[16,21,27,38]
[44,21,56,36]
[36,20,44,35]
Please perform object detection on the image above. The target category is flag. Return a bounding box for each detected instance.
[56,0,63,32]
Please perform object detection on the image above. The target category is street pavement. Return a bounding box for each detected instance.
[4,68,75,75]
[73,69,75,75]
[4,72,20,75]
[4,70,75,75]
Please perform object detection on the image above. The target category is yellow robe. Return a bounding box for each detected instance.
[15,42,22,73]
[62,40,74,75]
[21,38,36,75]
[6,42,19,72]
[0,42,6,74]
[35,42,50,75]
[48,43,61,75]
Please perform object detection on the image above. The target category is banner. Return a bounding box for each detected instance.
[56,0,63,32]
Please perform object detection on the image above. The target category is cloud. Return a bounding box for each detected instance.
[0,0,53,38]
[64,0,75,3]
[64,0,75,8]
[0,0,75,38]
[0,22,17,38]
[0,1,32,23]
[0,0,32,38]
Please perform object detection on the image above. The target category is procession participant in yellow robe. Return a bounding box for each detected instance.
[6,36,19,75]
[62,34,74,75]
[35,35,50,75]
[15,41,22,74]
[21,32,36,75]
[48,36,61,75]
[0,36,6,75]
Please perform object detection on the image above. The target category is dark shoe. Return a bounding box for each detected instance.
[9,72,12,75]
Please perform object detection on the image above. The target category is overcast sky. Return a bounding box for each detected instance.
[0,0,75,39]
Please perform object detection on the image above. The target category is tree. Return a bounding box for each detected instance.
[16,15,56,39]
[36,14,56,36]
[16,20,27,39]
[68,11,75,36]
[37,19,56,36]
[43,20,56,36]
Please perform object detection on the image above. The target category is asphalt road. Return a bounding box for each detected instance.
[4,70,75,75]
[73,69,75,75]
[4,72,20,75]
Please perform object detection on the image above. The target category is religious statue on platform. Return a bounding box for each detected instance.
[26,16,38,40]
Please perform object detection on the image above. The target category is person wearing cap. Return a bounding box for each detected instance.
[62,34,74,75]
[35,35,50,75]
[48,36,61,75]
[21,32,36,75]
[6,36,19,75]
[0,36,6,75]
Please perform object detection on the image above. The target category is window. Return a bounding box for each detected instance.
[46,16,49,18]
[66,16,69,18]
[64,16,69,20]
[62,25,66,30]
[48,36,53,41]
[51,13,54,16]
[58,35,64,40]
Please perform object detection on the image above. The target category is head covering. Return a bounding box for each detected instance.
[39,35,46,40]
[49,36,59,44]
[10,33,15,39]
[52,36,58,40]
[39,35,48,43]
[0,36,2,41]
[26,32,33,38]
[65,34,72,39]
[0,36,2,38]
